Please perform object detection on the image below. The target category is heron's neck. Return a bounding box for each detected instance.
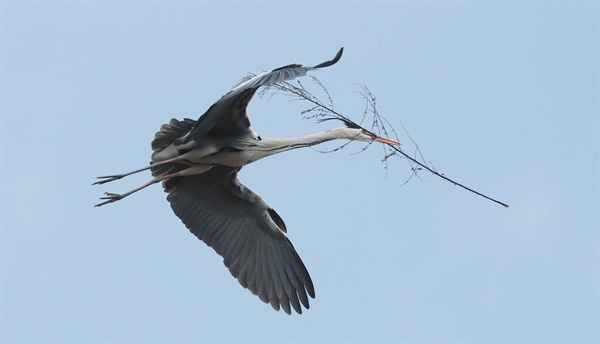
[252,127,362,160]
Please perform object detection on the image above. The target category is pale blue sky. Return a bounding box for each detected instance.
[1,1,598,343]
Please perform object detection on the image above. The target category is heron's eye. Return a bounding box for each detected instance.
[361,129,376,139]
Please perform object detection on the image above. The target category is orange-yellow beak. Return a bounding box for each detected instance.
[373,136,401,146]
[361,129,402,146]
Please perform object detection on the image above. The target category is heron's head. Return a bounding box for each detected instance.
[320,117,400,146]
[338,127,401,146]
[359,128,400,145]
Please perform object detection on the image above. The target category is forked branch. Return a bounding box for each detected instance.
[265,78,509,208]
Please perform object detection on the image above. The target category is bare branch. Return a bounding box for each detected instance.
[263,77,509,208]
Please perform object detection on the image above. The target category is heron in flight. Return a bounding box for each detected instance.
[94,48,400,314]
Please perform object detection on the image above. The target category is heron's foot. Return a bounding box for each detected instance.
[95,192,124,207]
[93,174,125,185]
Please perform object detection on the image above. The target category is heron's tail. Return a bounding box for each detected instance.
[150,118,197,177]
[151,118,197,154]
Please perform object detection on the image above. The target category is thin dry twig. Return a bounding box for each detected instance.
[263,77,509,208]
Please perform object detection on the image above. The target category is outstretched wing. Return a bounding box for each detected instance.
[163,166,315,314]
[181,47,344,142]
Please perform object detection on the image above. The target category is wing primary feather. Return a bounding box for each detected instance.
[280,290,291,315]
[278,246,304,314]
[297,282,310,310]
[221,225,245,264]
[253,243,268,303]
[260,244,275,306]
[244,234,262,296]
[314,47,344,68]
[224,226,245,275]
[200,216,221,246]
[223,220,253,277]
[288,287,302,315]
[280,258,307,313]
[234,236,256,288]
[272,246,295,314]
[265,244,283,312]
[210,226,232,256]
[273,247,294,297]
[283,239,315,298]
[227,251,243,282]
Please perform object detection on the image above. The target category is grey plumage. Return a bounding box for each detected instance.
[94,47,400,315]
[163,164,314,314]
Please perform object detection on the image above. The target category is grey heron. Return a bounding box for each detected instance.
[94,48,400,314]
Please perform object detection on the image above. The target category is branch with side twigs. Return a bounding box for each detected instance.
[261,77,509,208]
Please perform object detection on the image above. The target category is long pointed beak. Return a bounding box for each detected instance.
[374,136,401,146]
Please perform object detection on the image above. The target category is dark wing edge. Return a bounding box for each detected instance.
[182,47,344,142]
[163,167,315,314]
[314,47,344,68]
[228,47,344,94]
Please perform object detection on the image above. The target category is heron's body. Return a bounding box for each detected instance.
[94,48,399,315]
[152,127,371,168]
